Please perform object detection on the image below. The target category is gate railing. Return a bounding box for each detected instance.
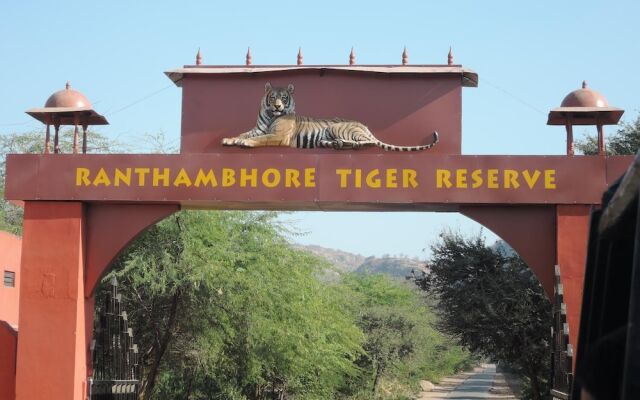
[550,265,572,400]
[89,277,140,400]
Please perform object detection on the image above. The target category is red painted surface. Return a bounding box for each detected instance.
[556,205,591,358]
[179,71,463,155]
[85,203,179,296]
[0,231,21,327]
[0,322,17,400]
[5,154,632,207]
[0,231,21,400]
[606,156,633,184]
[460,206,557,297]
[15,202,89,400]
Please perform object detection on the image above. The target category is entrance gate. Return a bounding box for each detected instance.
[89,277,140,400]
[3,53,632,400]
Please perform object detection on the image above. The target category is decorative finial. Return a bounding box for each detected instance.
[65,81,71,90]
[196,48,202,66]
[297,47,303,66]
[246,47,252,66]
[349,47,356,65]
[447,46,454,65]
[402,47,409,65]
[582,80,587,89]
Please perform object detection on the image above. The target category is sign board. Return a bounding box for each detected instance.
[5,153,631,209]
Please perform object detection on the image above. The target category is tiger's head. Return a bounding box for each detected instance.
[262,82,295,118]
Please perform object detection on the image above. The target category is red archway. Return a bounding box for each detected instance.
[4,62,631,400]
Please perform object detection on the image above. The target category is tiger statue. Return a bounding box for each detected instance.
[221,82,439,151]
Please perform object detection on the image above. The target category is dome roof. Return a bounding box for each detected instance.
[547,80,624,126]
[560,81,609,108]
[44,82,92,109]
[26,81,109,126]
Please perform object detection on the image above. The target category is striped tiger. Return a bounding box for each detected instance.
[221,82,439,151]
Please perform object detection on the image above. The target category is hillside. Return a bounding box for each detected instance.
[297,244,426,279]
[355,256,425,278]
[299,244,366,273]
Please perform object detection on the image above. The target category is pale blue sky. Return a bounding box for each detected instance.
[1,0,639,258]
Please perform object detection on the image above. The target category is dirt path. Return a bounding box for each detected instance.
[416,364,520,399]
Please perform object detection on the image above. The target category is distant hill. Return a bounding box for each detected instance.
[296,244,426,279]
[299,244,365,273]
[355,256,425,278]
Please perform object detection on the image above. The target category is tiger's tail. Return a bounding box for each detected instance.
[375,131,439,152]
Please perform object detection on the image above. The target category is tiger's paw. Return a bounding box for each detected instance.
[236,139,255,148]
[221,137,238,146]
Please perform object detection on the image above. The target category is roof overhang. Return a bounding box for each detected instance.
[165,65,479,88]
[25,107,109,125]
[547,107,624,126]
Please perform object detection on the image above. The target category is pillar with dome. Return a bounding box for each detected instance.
[26,82,108,154]
[548,81,624,155]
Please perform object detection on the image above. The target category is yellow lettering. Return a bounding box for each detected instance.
[366,169,381,188]
[262,168,281,188]
[504,170,520,189]
[93,168,111,186]
[305,168,316,188]
[355,169,362,188]
[153,168,170,187]
[523,170,541,189]
[173,168,192,187]
[240,168,258,187]
[222,168,236,187]
[436,169,452,189]
[456,169,468,188]
[76,168,91,186]
[472,169,483,188]
[487,169,499,189]
[544,170,556,189]
[134,168,150,186]
[114,168,131,187]
[285,169,301,188]
[386,169,398,188]
[194,169,218,187]
[403,169,418,189]
[336,169,351,188]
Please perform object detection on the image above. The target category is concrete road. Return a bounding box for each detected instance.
[417,364,519,400]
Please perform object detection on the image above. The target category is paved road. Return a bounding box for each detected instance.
[447,364,498,399]
[417,364,518,400]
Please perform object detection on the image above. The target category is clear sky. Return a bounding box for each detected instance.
[1,0,639,258]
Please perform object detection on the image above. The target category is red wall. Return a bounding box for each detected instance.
[0,323,17,400]
[180,71,462,155]
[0,231,21,326]
[0,231,21,400]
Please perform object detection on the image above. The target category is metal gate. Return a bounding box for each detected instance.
[89,277,140,399]
[550,265,573,400]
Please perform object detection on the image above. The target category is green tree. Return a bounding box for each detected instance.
[413,232,551,400]
[102,210,365,400]
[575,114,640,155]
[339,274,474,399]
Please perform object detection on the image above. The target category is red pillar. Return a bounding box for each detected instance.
[15,202,90,400]
[0,323,17,400]
[556,205,591,357]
